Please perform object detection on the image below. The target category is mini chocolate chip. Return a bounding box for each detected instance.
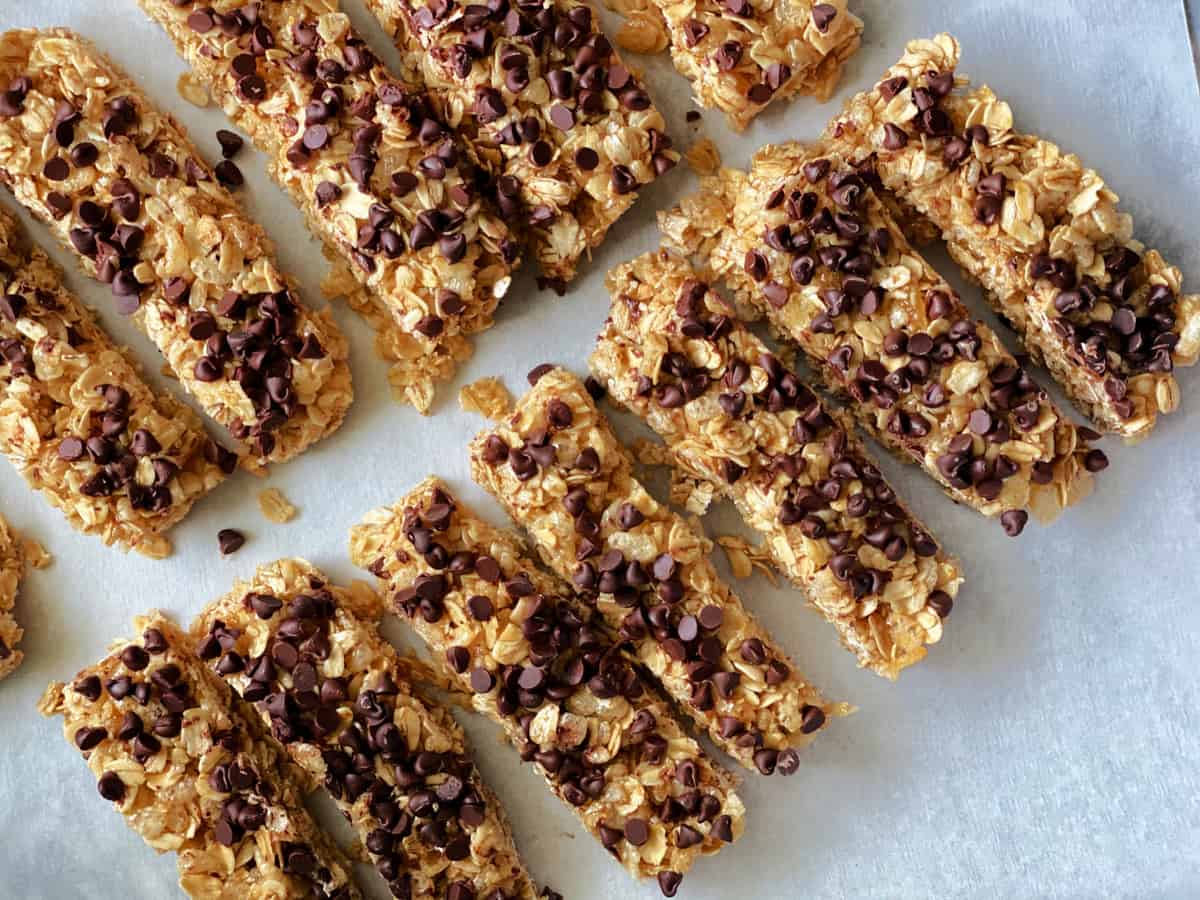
[1000,509,1028,537]
[218,529,245,555]
[97,771,126,802]
[812,2,837,31]
[927,590,953,618]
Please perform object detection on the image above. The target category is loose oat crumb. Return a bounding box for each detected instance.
[136,536,173,560]
[20,537,51,570]
[616,13,669,54]
[631,438,673,467]
[159,363,177,379]
[257,488,297,524]
[686,138,722,176]
[459,377,513,420]
[670,470,715,514]
[175,71,209,107]
[320,260,360,301]
[717,535,778,585]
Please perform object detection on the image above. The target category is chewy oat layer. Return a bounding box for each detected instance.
[819,33,1200,441]
[595,249,964,677]
[363,0,678,288]
[38,612,360,900]
[0,207,230,557]
[661,143,1107,537]
[0,29,353,470]
[351,477,746,896]
[137,0,520,414]
[0,513,24,680]
[470,367,842,774]
[632,0,861,130]
[192,558,539,900]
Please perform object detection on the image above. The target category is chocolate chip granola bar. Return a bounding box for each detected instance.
[38,612,360,899]
[0,29,353,470]
[638,0,861,130]
[192,558,539,900]
[660,143,1106,537]
[0,206,230,557]
[470,366,841,774]
[362,0,678,288]
[0,513,24,680]
[819,33,1200,441]
[137,0,520,414]
[351,477,746,896]
[594,249,964,677]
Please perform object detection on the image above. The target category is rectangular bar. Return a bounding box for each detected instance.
[0,206,230,557]
[362,0,679,287]
[469,366,840,774]
[191,558,539,900]
[38,612,360,900]
[351,477,745,895]
[643,0,861,130]
[136,1,519,413]
[0,29,353,469]
[819,33,1200,440]
[660,142,1107,538]
[0,513,24,680]
[594,248,964,678]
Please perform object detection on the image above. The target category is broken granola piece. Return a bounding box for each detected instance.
[820,33,1200,440]
[258,488,298,523]
[0,207,229,556]
[0,514,25,680]
[136,1,518,414]
[459,377,513,420]
[661,144,1106,533]
[351,477,746,895]
[38,612,360,899]
[595,249,965,677]
[192,558,539,900]
[363,0,679,285]
[645,0,861,130]
[470,367,842,773]
[0,29,353,470]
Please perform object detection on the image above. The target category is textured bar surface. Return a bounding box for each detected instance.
[0,206,229,557]
[470,366,841,774]
[363,0,678,287]
[638,0,861,130]
[820,33,1200,440]
[192,558,539,900]
[660,143,1106,537]
[0,28,352,469]
[351,477,745,895]
[137,0,519,413]
[38,612,360,900]
[595,249,964,677]
[0,513,24,680]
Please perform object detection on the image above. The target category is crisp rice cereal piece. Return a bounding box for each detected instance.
[644,0,862,130]
[595,249,964,676]
[351,477,747,896]
[191,558,539,900]
[360,0,679,288]
[0,207,231,555]
[661,144,1106,535]
[0,514,26,680]
[470,366,844,773]
[136,1,519,414]
[0,29,353,471]
[39,612,361,899]
[257,488,297,523]
[459,377,513,421]
[820,33,1200,441]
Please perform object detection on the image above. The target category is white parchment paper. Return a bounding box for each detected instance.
[1,1,1198,897]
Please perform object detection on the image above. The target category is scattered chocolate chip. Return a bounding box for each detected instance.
[218,529,246,555]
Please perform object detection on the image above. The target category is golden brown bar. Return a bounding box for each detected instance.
[0,206,230,557]
[470,366,842,774]
[38,612,361,899]
[192,558,539,900]
[0,513,24,680]
[351,477,746,896]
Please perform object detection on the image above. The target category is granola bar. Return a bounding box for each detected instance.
[0,513,24,680]
[642,0,861,130]
[0,29,352,470]
[819,33,1200,441]
[192,558,539,900]
[660,143,1106,537]
[594,249,964,677]
[362,0,678,287]
[0,207,230,557]
[469,367,840,774]
[38,612,360,899]
[351,477,746,896]
[137,0,519,414]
